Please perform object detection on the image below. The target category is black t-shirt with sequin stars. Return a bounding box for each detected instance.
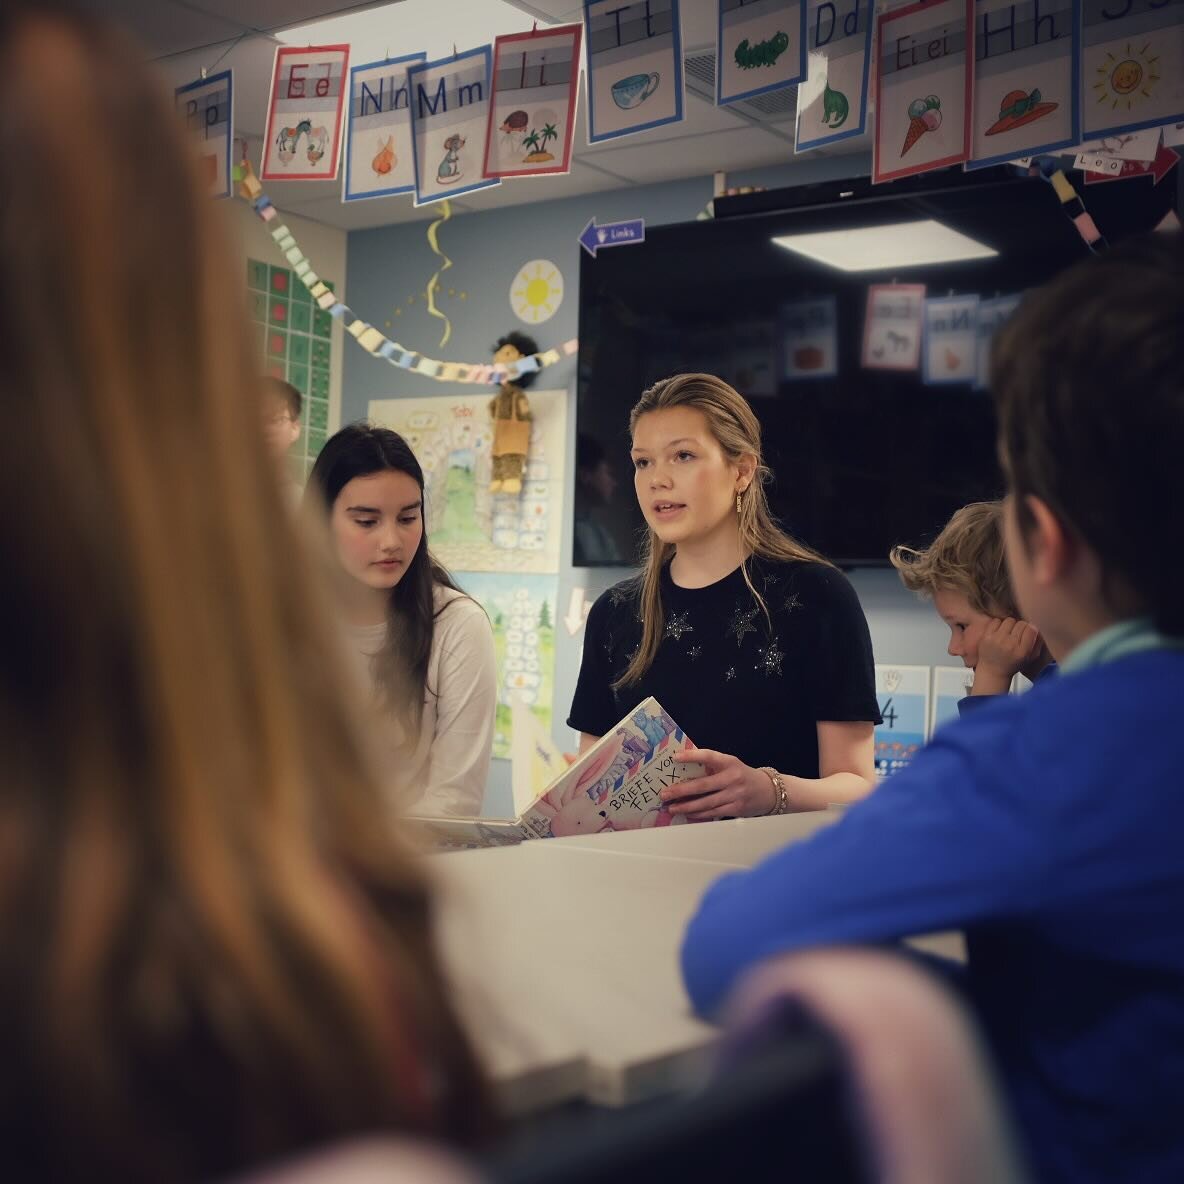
[567,557,882,779]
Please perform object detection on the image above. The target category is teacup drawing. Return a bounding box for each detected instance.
[611,72,660,110]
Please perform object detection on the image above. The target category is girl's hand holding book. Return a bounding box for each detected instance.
[664,748,778,821]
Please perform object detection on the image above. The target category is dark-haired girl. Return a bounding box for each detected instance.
[309,424,496,816]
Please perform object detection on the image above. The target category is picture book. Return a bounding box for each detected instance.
[412,697,704,850]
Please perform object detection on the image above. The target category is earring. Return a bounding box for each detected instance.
[736,492,742,515]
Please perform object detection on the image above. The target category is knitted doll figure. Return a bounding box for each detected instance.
[489,331,538,495]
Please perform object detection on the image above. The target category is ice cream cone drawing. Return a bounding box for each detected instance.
[901,95,942,156]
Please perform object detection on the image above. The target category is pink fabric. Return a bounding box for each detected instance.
[726,949,1029,1184]
[231,1138,480,1184]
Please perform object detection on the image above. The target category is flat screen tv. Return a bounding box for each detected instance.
[574,165,1178,567]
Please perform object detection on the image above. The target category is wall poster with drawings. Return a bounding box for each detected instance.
[368,389,566,575]
[450,571,558,761]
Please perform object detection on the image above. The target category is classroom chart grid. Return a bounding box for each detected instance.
[248,258,335,481]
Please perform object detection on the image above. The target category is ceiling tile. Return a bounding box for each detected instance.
[75,0,246,57]
[575,96,753,155]
[277,192,477,230]
[176,0,402,37]
[585,125,792,184]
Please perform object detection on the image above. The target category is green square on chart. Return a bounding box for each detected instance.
[291,276,312,304]
[312,309,333,339]
[289,335,310,366]
[249,292,268,322]
[247,260,269,291]
[269,266,291,297]
[310,367,330,400]
[254,322,266,354]
[310,339,330,369]
[289,302,311,334]
[308,398,329,430]
[287,362,309,392]
[266,330,287,359]
[307,427,327,454]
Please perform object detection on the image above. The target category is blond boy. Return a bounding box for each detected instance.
[890,501,1055,709]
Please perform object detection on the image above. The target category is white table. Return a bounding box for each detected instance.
[550,811,838,864]
[430,812,961,1117]
[431,842,725,1116]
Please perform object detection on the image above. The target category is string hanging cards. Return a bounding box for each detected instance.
[232,158,577,383]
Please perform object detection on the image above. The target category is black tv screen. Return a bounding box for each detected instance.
[574,166,1178,567]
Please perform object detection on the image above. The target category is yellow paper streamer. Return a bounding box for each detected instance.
[425,198,453,349]
[1050,170,1076,203]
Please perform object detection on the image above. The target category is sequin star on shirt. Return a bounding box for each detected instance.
[729,604,759,647]
[665,610,693,641]
[755,639,784,677]
[609,583,635,607]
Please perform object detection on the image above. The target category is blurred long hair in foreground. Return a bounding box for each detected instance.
[0,8,488,1180]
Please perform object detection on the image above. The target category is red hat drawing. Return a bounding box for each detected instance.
[985,88,1058,135]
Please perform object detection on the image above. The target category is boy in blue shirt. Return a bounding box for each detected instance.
[890,500,1057,715]
[677,233,1184,1184]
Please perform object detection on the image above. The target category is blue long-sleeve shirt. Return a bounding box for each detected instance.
[957,658,1058,717]
[681,650,1184,1184]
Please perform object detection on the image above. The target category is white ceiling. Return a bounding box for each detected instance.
[98,0,866,229]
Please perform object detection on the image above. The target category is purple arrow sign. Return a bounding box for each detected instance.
[578,216,646,258]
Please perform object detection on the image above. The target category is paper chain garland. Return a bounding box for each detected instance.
[1017,157,1109,253]
[234,160,578,384]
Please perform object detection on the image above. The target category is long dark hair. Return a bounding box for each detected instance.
[308,424,464,725]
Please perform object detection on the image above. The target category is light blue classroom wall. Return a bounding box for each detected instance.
[342,152,956,819]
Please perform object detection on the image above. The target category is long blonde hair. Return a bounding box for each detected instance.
[616,373,829,688]
[0,10,487,1179]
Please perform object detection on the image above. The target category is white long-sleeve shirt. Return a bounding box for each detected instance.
[346,585,497,818]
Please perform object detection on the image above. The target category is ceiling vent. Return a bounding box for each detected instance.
[683,48,798,126]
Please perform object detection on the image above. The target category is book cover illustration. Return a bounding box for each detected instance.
[413,697,703,850]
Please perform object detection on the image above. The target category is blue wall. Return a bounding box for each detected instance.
[343,153,955,818]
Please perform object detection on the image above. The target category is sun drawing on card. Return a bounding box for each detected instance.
[510,260,564,324]
[1093,43,1160,112]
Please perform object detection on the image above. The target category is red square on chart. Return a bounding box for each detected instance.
[271,272,288,294]
[270,302,287,324]
[267,362,285,378]
[268,334,285,356]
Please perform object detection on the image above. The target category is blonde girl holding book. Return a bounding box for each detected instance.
[568,374,881,817]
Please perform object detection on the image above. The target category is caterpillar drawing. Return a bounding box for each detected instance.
[734,30,790,70]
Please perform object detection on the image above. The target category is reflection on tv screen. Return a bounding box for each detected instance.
[574,167,1177,567]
